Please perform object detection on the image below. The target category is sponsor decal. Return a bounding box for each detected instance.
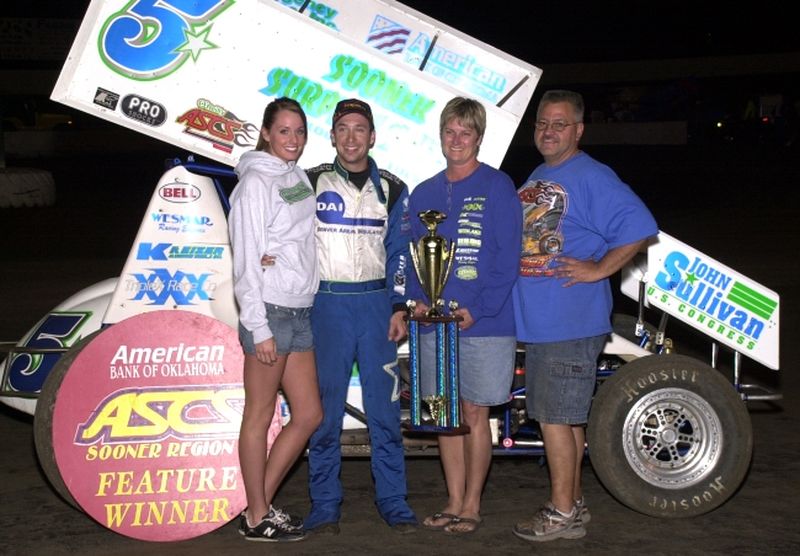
[136,242,224,261]
[393,254,407,294]
[158,181,202,204]
[451,196,487,277]
[455,266,478,280]
[98,0,234,81]
[176,99,258,153]
[648,250,779,352]
[405,33,508,102]
[93,87,119,110]
[4,312,92,395]
[324,54,435,123]
[316,190,384,227]
[121,94,167,126]
[150,212,214,233]
[262,52,436,124]
[279,181,314,203]
[367,15,410,55]
[126,269,216,305]
[275,0,339,29]
[285,2,511,105]
[49,311,280,541]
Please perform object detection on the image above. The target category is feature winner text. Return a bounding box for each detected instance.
[96,466,238,527]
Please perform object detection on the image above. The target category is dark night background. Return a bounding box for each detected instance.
[7,1,800,62]
[1,6,799,554]
[2,0,798,262]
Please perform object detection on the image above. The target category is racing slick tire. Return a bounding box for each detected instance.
[587,353,753,518]
[33,331,102,509]
[0,167,56,208]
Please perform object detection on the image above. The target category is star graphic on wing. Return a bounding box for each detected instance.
[176,23,218,62]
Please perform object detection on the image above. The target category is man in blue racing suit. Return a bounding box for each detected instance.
[304,98,417,534]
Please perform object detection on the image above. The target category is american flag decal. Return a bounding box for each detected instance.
[366,15,410,55]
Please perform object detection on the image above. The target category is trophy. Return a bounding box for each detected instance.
[404,210,468,434]
[409,210,455,317]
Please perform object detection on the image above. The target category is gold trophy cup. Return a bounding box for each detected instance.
[409,210,455,317]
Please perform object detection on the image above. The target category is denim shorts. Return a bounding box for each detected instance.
[524,335,607,425]
[238,303,313,356]
[419,333,516,406]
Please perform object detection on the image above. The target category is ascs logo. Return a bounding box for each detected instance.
[158,181,201,203]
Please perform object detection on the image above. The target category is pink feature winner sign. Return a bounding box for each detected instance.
[51,311,279,541]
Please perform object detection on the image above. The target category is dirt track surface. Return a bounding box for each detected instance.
[1,144,799,555]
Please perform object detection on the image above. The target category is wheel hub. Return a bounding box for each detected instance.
[623,388,722,489]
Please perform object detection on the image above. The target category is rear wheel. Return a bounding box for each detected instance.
[587,354,752,517]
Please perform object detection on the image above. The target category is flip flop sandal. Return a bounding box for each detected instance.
[444,516,482,535]
[422,512,458,530]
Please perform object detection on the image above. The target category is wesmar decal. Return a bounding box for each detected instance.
[151,212,214,233]
[98,0,234,80]
[645,233,779,365]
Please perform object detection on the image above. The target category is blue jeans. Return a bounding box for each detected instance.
[238,303,313,355]
[419,333,516,406]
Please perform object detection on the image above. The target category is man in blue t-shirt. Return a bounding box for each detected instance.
[511,90,658,543]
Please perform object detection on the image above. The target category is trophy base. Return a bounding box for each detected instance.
[402,420,470,435]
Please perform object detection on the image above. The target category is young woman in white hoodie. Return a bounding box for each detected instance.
[228,97,321,543]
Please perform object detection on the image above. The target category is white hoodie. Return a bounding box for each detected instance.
[228,150,319,344]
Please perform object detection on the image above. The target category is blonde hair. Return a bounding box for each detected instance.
[439,97,486,138]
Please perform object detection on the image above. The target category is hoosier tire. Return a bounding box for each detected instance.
[587,354,752,518]
[33,331,102,509]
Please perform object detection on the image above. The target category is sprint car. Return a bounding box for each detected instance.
[0,159,781,520]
